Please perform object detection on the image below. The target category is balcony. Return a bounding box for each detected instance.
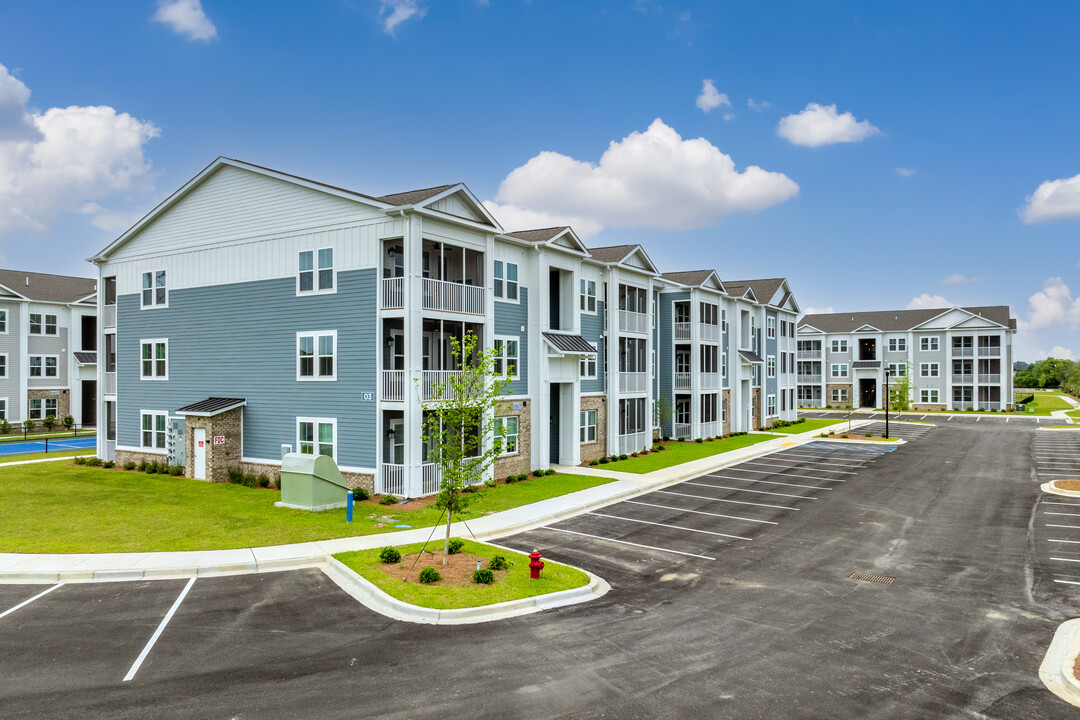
[799,398,825,408]
[619,310,648,334]
[674,372,692,391]
[978,374,1001,384]
[977,401,1001,411]
[953,374,973,384]
[701,372,719,389]
[103,304,116,329]
[797,374,822,384]
[673,422,692,440]
[381,370,404,401]
[978,346,1001,357]
[619,372,648,393]
[381,277,405,310]
[617,431,650,454]
[422,463,442,495]
[421,370,465,401]
[699,323,720,342]
[104,371,117,395]
[952,346,973,357]
[797,349,822,359]
[674,322,691,341]
[380,277,486,316]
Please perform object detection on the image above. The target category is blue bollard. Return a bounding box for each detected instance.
[346,491,354,523]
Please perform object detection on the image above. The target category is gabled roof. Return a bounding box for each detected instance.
[798,306,1015,333]
[723,282,759,302]
[660,270,726,293]
[0,269,97,304]
[587,244,659,275]
[503,226,589,255]
[375,184,457,206]
[725,278,787,305]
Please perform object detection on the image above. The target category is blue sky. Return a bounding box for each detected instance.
[1,1,1079,360]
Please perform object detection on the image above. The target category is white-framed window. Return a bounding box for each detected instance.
[28,313,56,335]
[29,355,59,378]
[767,394,777,416]
[579,354,597,379]
[767,355,776,378]
[920,389,940,404]
[0,308,6,333]
[0,353,7,379]
[0,397,6,420]
[140,411,167,450]
[493,336,519,378]
[721,396,728,422]
[831,339,848,353]
[722,354,727,379]
[493,261,519,301]
[142,270,168,308]
[29,398,58,420]
[830,363,849,378]
[831,388,848,402]
[767,317,776,339]
[580,279,597,313]
[494,416,519,455]
[298,248,335,295]
[297,331,336,381]
[920,336,939,351]
[579,409,597,443]
[721,309,728,333]
[888,337,907,352]
[886,362,907,377]
[298,417,336,459]
[701,393,718,423]
[140,339,168,380]
[920,362,940,378]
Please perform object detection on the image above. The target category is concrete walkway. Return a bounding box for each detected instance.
[0,420,862,584]
[1050,393,1080,424]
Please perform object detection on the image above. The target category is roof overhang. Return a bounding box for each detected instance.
[739,349,764,364]
[175,397,247,417]
[542,332,597,357]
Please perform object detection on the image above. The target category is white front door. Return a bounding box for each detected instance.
[193,428,207,480]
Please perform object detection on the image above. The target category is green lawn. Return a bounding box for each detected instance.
[600,433,778,474]
[334,539,590,609]
[1015,391,1076,416]
[0,463,615,553]
[0,448,95,465]
[770,418,840,434]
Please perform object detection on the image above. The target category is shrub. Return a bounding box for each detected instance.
[631,452,639,457]
[170,465,183,476]
[85,456,103,467]
[473,568,494,584]
[418,566,440,583]
[545,468,556,476]
[241,474,257,488]
[379,547,401,564]
[63,415,75,431]
[146,462,157,474]
[23,419,35,433]
[461,484,477,494]
[598,457,609,464]
[841,434,849,439]
[123,461,136,470]
[0,418,9,434]
[158,462,170,474]
[619,454,628,461]
[227,467,243,484]
[695,438,703,443]
[484,479,497,488]
[656,445,665,451]
[102,460,115,469]
[518,474,528,482]
[663,435,671,441]
[380,494,398,505]
[489,555,508,570]
[864,431,874,437]
[448,539,465,555]
[42,415,57,432]
[533,469,544,477]
[589,460,598,467]
[504,475,518,484]
[257,475,271,488]
[677,437,685,442]
[73,455,87,465]
[351,486,370,501]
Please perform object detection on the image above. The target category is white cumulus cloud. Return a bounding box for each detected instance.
[747,98,770,112]
[379,0,426,34]
[777,103,881,148]
[940,273,985,285]
[695,79,730,113]
[802,306,834,315]
[153,0,218,41]
[896,167,917,177]
[489,118,799,236]
[0,63,159,237]
[1034,346,1076,361]
[907,293,952,310]
[1018,277,1080,331]
[1020,172,1080,223]
[482,201,603,239]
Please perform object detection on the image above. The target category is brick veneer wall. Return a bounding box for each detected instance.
[579,395,607,463]
[911,404,947,412]
[27,389,70,422]
[494,399,532,478]
[722,390,731,435]
[752,388,761,430]
[115,449,169,467]
[826,384,852,409]
[184,407,243,482]
[239,459,374,494]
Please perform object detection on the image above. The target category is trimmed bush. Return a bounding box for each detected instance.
[473,568,494,584]
[123,461,136,471]
[864,430,874,438]
[102,460,115,469]
[448,539,465,555]
[589,460,598,467]
[242,474,258,488]
[380,494,398,505]
[351,486,370,501]
[146,462,158,474]
[619,454,628,461]
[257,475,271,488]
[170,465,183,476]
[532,469,544,477]
[544,468,556,476]
[63,415,75,431]
[418,566,441,583]
[631,452,639,458]
[598,457,609,464]
[86,456,103,467]
[0,418,10,434]
[695,438,703,443]
[489,555,508,570]
[841,434,849,439]
[517,474,528,482]
[677,437,685,442]
[227,467,243,484]
[379,547,402,564]
[73,456,87,465]
[484,479,497,489]
[504,475,518,484]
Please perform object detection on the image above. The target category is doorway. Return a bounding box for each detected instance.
[193,428,207,480]
[550,384,561,464]
[81,380,96,427]
[859,379,877,408]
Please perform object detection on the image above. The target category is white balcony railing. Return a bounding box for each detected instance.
[797,374,822,384]
[103,304,116,328]
[619,310,648,334]
[674,322,691,341]
[673,423,692,439]
[380,463,405,496]
[952,346,973,357]
[104,371,117,395]
[978,374,1001,384]
[422,463,442,495]
[422,277,485,316]
[617,431,650,454]
[799,398,825,408]
[701,372,719,389]
[797,349,822,359]
[977,401,1001,411]
[954,374,973,384]
[381,370,405,401]
[381,277,404,310]
[674,372,692,391]
[978,346,1000,357]
[699,323,720,342]
[619,372,648,392]
[422,370,465,401]
[700,421,719,438]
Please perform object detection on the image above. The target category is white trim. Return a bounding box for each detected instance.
[140,410,168,451]
[0,396,7,421]
[494,415,520,456]
[296,330,338,381]
[297,416,337,460]
[140,338,169,380]
[296,246,337,297]
[919,362,940,378]
[580,408,598,444]
[919,335,940,351]
[0,352,7,379]
[830,363,849,378]
[116,444,168,455]
[494,334,520,380]
[239,456,376,474]
[492,260,520,304]
[28,354,60,379]
[27,396,60,420]
[140,269,169,309]
[0,308,6,334]
[579,278,598,314]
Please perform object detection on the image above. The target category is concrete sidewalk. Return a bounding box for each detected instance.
[0,420,863,584]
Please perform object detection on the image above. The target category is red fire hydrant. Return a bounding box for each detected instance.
[528,549,544,580]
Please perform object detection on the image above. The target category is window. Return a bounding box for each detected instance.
[831,339,848,353]
[141,411,167,450]
[493,261,519,301]
[920,336,939,351]
[722,354,727,379]
[721,309,728,333]
[29,313,58,335]
[700,345,718,373]
[29,398,58,420]
[700,303,718,325]
[888,338,907,352]
[298,418,336,459]
[0,308,5,333]
[297,331,336,380]
[29,314,41,334]
[29,355,58,378]
[618,337,647,373]
[298,248,335,294]
[920,389,940,404]
[701,393,718,423]
[142,270,167,308]
[767,355,776,378]
[886,362,907,377]
[722,396,728,422]
[618,284,648,314]
[920,362,940,378]
[493,337,519,378]
[0,354,7,378]
[0,398,5,420]
[767,394,777,416]
[619,397,647,435]
[830,363,849,378]
[580,410,597,443]
[494,416,519,455]
[44,315,57,335]
[767,317,776,339]
[140,339,168,380]
[579,354,597,379]
[579,279,597,313]
[831,388,849,402]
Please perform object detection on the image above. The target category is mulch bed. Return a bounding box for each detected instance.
[379,550,510,587]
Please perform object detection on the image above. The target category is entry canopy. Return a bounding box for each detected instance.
[175,397,247,417]
[738,350,764,364]
[543,332,597,356]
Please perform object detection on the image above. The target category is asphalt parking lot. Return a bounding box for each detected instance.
[801,408,1060,425]
[2,423,1078,719]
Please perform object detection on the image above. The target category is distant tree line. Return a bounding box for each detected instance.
[1014,357,1080,395]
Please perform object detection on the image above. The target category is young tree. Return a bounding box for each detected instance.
[654,396,672,436]
[419,331,513,566]
[888,362,914,412]
[63,415,75,431]
[42,415,57,432]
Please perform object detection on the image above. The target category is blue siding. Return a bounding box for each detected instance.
[658,292,688,436]
[580,300,606,394]
[766,309,778,403]
[653,290,660,399]
[117,269,378,467]
[722,314,730,389]
[494,288,529,396]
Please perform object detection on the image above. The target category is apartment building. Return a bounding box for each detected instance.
[90,157,799,496]
[0,269,98,427]
[797,306,1016,411]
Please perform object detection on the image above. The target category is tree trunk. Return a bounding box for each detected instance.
[443,496,452,566]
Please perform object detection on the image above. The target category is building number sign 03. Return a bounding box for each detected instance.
[213,436,226,445]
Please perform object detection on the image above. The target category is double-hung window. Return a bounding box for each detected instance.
[494,416,519,455]
[298,331,336,380]
[830,363,849,378]
[767,355,776,378]
[831,339,848,353]
[1,353,9,378]
[920,362,939,378]
[920,389,940,404]
[579,354,597,379]
[141,411,167,450]
[767,317,776,339]
[141,340,168,379]
[888,338,907,352]
[493,261,519,301]
[493,337,519,378]
[580,410,597,443]
[142,270,167,308]
[29,398,58,420]
[887,362,907,377]
[767,394,777,416]
[580,279,597,312]
[920,336,939,351]
[0,308,6,333]
[0,398,6,420]
[298,418,336,458]
[832,388,848,402]
[29,314,58,335]
[29,355,58,378]
[298,248,335,294]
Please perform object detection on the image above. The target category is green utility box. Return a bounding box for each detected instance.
[276,453,351,511]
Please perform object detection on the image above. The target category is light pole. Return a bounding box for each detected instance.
[884,369,891,440]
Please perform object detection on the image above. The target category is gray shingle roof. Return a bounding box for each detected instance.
[375,184,458,206]
[505,227,570,243]
[543,332,597,355]
[724,278,786,304]
[661,270,716,287]
[0,269,97,303]
[175,397,247,416]
[799,306,1014,333]
[587,244,639,263]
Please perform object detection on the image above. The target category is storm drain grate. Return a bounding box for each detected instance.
[848,572,895,585]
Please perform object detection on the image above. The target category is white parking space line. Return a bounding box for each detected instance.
[743,460,856,474]
[683,481,816,500]
[1045,502,1080,507]
[948,415,954,421]
[1047,524,1080,529]
[1054,579,1080,586]
[920,415,927,420]
[721,467,842,482]
[0,583,64,621]
[1051,557,1080,563]
[541,527,716,561]
[1050,539,1080,544]
[624,500,778,524]
[705,474,833,490]
[772,451,869,462]
[586,512,752,540]
[1046,512,1080,518]
[123,577,196,683]
[1038,473,1080,478]
[657,489,796,510]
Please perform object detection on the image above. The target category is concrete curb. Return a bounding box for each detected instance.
[1041,481,1080,497]
[1040,618,1080,708]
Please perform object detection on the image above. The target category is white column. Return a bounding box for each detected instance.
[403,214,424,497]
[689,291,700,438]
[605,269,620,455]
